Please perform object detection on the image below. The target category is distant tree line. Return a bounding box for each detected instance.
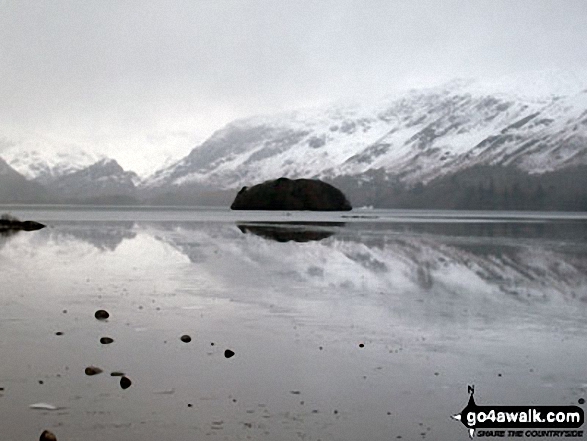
[328,165,587,211]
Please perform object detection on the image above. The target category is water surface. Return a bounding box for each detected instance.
[0,207,586,440]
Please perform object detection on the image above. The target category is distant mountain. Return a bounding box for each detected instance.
[143,80,587,208]
[0,157,49,203]
[3,73,587,209]
[45,158,139,204]
[3,146,104,184]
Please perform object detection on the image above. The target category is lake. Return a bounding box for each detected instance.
[1,206,586,440]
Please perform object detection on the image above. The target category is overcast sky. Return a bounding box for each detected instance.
[1,0,586,175]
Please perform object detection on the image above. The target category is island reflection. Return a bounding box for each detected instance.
[237,221,344,242]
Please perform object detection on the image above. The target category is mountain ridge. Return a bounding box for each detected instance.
[143,82,587,191]
[2,75,587,209]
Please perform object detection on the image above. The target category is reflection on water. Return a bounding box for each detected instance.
[237,222,344,242]
[47,221,137,251]
[0,210,586,441]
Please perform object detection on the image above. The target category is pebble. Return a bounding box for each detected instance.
[55,332,63,336]
[85,366,103,376]
[40,430,57,441]
[30,403,58,410]
[100,337,114,344]
[94,310,109,320]
[120,376,132,389]
[110,371,125,377]
[224,349,235,359]
[180,335,191,343]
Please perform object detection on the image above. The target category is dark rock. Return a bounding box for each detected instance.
[55,331,63,336]
[85,366,103,376]
[94,310,109,320]
[100,337,114,344]
[224,349,235,359]
[230,178,352,211]
[40,430,57,441]
[180,335,191,343]
[120,376,132,389]
[110,371,125,377]
[0,214,45,231]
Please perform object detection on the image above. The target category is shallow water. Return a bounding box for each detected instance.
[0,207,586,440]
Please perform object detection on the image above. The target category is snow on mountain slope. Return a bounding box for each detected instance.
[145,78,587,190]
[46,158,139,200]
[3,145,104,184]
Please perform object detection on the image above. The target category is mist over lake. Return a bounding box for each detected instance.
[0,207,586,440]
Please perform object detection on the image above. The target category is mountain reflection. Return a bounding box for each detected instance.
[145,220,587,311]
[9,219,586,311]
[48,221,137,251]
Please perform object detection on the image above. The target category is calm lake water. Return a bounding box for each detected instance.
[1,206,586,441]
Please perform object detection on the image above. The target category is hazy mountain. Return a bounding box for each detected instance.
[0,157,49,203]
[3,74,587,209]
[3,146,104,184]
[45,158,139,204]
[144,80,587,194]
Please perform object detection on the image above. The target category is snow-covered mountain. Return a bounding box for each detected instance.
[144,78,587,190]
[0,144,140,203]
[0,157,48,202]
[45,158,139,202]
[2,71,587,207]
[2,145,105,184]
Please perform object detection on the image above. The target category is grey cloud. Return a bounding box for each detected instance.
[1,0,586,173]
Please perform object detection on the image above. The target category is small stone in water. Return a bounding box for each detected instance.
[55,331,63,336]
[29,403,58,410]
[94,310,109,320]
[85,366,103,376]
[120,376,132,389]
[110,371,125,377]
[180,335,191,343]
[40,429,57,441]
[100,337,114,344]
[224,349,235,359]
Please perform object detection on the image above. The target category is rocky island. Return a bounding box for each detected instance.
[230,178,352,211]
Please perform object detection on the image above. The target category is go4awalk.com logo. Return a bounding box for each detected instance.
[452,386,585,438]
